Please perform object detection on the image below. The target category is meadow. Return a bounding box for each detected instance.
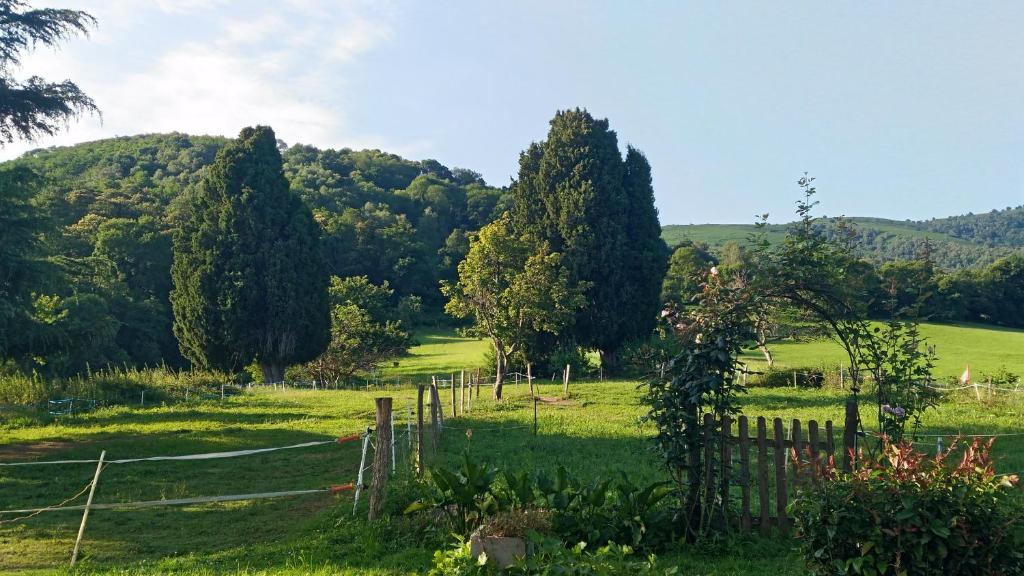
[1,323,1022,575]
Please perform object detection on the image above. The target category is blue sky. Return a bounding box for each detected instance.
[3,1,1023,224]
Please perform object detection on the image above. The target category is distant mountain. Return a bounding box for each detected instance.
[662,208,1024,270]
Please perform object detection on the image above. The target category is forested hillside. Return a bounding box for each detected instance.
[663,209,1024,270]
[4,133,507,375]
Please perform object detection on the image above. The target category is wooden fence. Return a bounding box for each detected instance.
[702,400,859,535]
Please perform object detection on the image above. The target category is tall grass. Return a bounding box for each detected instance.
[0,366,231,407]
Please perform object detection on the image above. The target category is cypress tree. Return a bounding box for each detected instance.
[511,109,666,371]
[171,126,330,382]
[619,146,670,351]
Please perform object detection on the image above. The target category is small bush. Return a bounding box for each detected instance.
[427,535,676,576]
[751,366,824,388]
[408,452,678,552]
[791,438,1024,576]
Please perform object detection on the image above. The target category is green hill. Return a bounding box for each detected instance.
[663,211,1024,270]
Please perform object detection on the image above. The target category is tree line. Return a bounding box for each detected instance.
[663,232,1024,336]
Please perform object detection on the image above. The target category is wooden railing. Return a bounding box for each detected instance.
[701,401,858,535]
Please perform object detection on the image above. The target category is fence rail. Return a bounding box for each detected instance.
[697,403,857,536]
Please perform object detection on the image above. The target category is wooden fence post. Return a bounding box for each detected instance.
[720,414,733,527]
[475,368,481,399]
[527,363,534,399]
[416,386,425,474]
[738,416,751,533]
[842,400,858,472]
[533,397,538,436]
[773,418,788,535]
[368,397,392,521]
[808,420,820,475]
[70,450,106,567]
[702,413,716,526]
[430,381,440,448]
[756,417,770,536]
[791,419,803,483]
[450,372,457,418]
[563,364,570,396]
[825,420,835,466]
[460,370,465,415]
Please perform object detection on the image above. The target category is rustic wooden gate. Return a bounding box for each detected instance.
[702,400,859,535]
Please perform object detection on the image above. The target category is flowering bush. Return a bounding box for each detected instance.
[791,438,1024,576]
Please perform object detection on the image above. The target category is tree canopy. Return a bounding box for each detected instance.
[171,126,330,382]
[0,0,98,144]
[442,214,585,399]
[510,109,667,371]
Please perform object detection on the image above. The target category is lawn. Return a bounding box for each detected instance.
[740,322,1024,379]
[1,324,1022,574]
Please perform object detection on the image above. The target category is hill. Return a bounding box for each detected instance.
[663,209,1024,269]
[3,133,508,375]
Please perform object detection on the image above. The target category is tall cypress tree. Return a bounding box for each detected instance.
[171,126,330,382]
[510,109,664,371]
[619,146,669,350]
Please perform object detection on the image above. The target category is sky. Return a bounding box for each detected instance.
[2,1,1023,224]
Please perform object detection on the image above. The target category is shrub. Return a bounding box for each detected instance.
[408,452,677,551]
[750,366,825,388]
[427,535,676,576]
[790,438,1024,576]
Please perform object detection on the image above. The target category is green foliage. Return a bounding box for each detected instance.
[299,276,412,384]
[791,439,1024,576]
[535,468,676,550]
[1,131,507,377]
[415,451,501,535]
[511,109,667,370]
[0,363,229,405]
[661,242,715,308]
[443,214,585,398]
[410,451,675,552]
[427,536,673,576]
[0,165,48,361]
[0,0,98,144]
[644,269,758,539]
[170,126,330,380]
[850,319,940,442]
[663,206,1024,272]
[31,292,124,377]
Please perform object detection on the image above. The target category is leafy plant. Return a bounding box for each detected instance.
[790,438,1024,576]
[409,454,676,551]
[536,467,676,550]
[849,319,941,442]
[427,535,677,576]
[409,451,500,534]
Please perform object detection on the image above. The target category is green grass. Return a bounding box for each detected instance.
[2,323,1022,574]
[660,218,973,251]
[743,321,1024,379]
[380,330,491,382]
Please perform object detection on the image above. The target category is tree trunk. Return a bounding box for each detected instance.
[756,328,774,367]
[600,348,619,377]
[261,361,284,384]
[493,349,505,400]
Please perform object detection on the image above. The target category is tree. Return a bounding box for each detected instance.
[303,276,412,385]
[661,243,714,308]
[0,0,98,144]
[171,126,330,382]
[645,266,760,540]
[510,109,664,372]
[442,214,585,399]
[616,146,670,364]
[0,165,47,361]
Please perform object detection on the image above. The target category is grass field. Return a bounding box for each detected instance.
[1,323,1022,574]
[660,218,973,251]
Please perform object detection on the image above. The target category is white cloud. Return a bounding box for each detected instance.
[0,0,401,160]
